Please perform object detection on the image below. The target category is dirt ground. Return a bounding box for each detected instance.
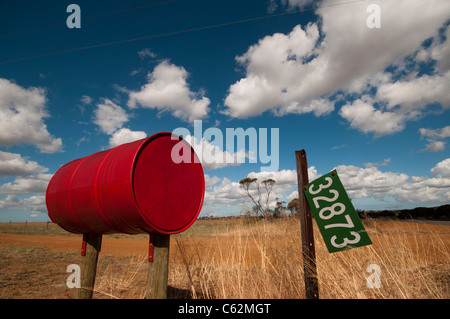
[0,219,449,299]
[0,233,150,257]
[0,235,142,298]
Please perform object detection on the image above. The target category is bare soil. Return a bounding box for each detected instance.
[0,218,449,299]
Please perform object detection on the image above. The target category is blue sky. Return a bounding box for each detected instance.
[0,0,449,222]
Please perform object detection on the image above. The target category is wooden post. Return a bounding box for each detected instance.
[295,150,319,299]
[75,233,102,299]
[146,233,170,299]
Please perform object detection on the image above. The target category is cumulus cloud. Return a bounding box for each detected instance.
[203,158,450,213]
[203,177,246,208]
[224,0,450,137]
[0,172,52,213]
[420,126,450,140]
[339,98,406,137]
[128,60,210,121]
[0,194,46,213]
[420,126,450,152]
[423,141,446,153]
[247,167,319,185]
[376,71,450,112]
[431,158,450,178]
[335,164,409,199]
[0,151,48,176]
[0,151,51,214]
[94,98,129,135]
[137,48,157,60]
[0,78,62,153]
[268,0,314,13]
[80,95,92,105]
[108,128,147,148]
[0,173,53,195]
[93,98,147,148]
[204,167,319,210]
[181,135,248,171]
[224,24,322,118]
[332,160,450,203]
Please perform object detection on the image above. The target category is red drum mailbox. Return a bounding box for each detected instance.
[46,132,204,235]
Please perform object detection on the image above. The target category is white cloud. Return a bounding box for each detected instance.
[0,78,62,153]
[335,164,409,199]
[137,48,156,60]
[0,194,46,213]
[224,0,450,137]
[204,167,319,210]
[128,60,210,121]
[108,128,147,148]
[224,24,321,118]
[93,98,147,148]
[339,98,406,137]
[420,126,450,140]
[0,151,48,176]
[0,151,51,213]
[203,158,450,214]
[204,174,221,190]
[375,71,450,112]
[420,126,450,152]
[342,70,450,137]
[0,173,52,195]
[268,0,314,13]
[336,160,450,203]
[0,152,52,214]
[203,177,246,207]
[247,167,319,185]
[363,158,391,169]
[94,98,129,135]
[431,158,450,178]
[423,140,446,153]
[430,24,450,72]
[182,135,248,171]
[80,95,92,105]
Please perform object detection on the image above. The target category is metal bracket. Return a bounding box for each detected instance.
[81,233,87,256]
[148,234,154,262]
[81,233,102,256]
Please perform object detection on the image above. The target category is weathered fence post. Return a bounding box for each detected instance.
[295,149,319,299]
[146,233,170,299]
[75,233,102,299]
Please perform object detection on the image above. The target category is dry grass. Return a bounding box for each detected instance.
[92,216,450,299]
[1,217,448,299]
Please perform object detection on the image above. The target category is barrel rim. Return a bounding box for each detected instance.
[130,132,205,234]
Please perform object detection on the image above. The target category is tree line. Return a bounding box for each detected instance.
[239,177,299,218]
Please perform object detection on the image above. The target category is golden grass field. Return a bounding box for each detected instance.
[0,216,449,299]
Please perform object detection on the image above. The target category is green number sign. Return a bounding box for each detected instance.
[303,170,372,253]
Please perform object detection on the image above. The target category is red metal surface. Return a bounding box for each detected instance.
[46,132,204,235]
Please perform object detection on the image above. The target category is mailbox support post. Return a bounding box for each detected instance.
[146,233,170,299]
[295,150,319,299]
[75,233,102,299]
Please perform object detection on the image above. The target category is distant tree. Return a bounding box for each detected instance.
[287,198,299,215]
[273,198,287,218]
[239,177,277,218]
[239,177,263,216]
[262,179,275,214]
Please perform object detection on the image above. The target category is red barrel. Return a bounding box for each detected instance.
[46,132,204,235]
